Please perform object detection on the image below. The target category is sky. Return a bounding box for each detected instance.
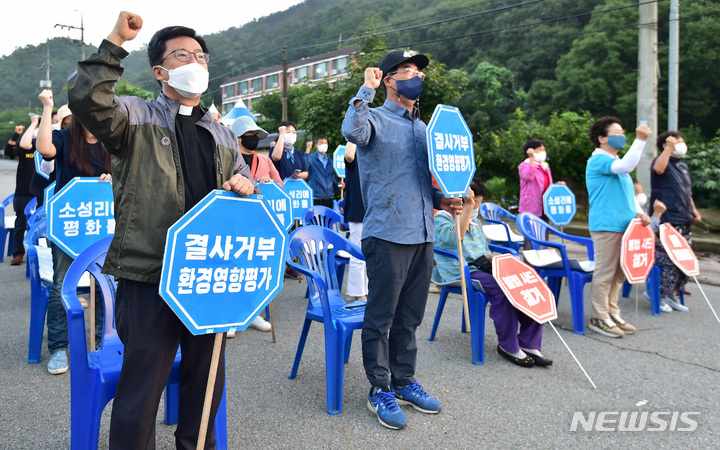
[0,0,304,58]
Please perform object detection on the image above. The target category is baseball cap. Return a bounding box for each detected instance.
[377,50,429,76]
[231,116,268,140]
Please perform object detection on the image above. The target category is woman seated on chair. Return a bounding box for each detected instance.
[434,178,551,368]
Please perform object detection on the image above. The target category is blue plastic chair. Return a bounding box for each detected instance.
[1,193,15,261]
[302,205,350,295]
[303,205,349,234]
[621,264,684,316]
[23,196,38,228]
[25,217,52,363]
[517,212,594,335]
[23,198,39,278]
[286,225,366,415]
[61,237,228,449]
[429,244,518,365]
[479,202,525,252]
[336,198,345,215]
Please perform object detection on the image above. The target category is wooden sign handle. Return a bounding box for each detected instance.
[197,332,223,450]
[452,211,472,332]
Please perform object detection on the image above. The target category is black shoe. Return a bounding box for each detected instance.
[526,353,553,367]
[496,345,534,368]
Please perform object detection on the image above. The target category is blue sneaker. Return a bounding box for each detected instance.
[391,382,442,414]
[367,387,407,430]
[47,350,69,375]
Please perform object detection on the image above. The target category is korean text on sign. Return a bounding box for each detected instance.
[501,270,546,307]
[57,201,115,237]
[178,234,277,295]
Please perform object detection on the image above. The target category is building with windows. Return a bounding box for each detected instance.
[220,46,359,115]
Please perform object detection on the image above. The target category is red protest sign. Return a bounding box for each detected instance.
[620,218,655,284]
[492,254,557,324]
[659,223,699,276]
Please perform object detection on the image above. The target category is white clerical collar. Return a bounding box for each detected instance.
[178,105,194,116]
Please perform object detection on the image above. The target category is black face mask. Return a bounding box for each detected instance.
[241,134,259,150]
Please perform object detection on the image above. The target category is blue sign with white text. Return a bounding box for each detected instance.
[543,184,576,226]
[333,145,346,178]
[159,191,286,335]
[47,178,114,258]
[258,181,294,231]
[283,178,313,224]
[426,104,475,198]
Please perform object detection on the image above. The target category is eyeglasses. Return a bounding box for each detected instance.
[159,49,210,65]
[389,67,425,79]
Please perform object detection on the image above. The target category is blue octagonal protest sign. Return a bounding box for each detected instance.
[426,104,475,198]
[258,181,294,232]
[47,177,114,258]
[333,145,346,179]
[34,151,50,180]
[283,178,313,224]
[543,183,576,226]
[159,191,286,335]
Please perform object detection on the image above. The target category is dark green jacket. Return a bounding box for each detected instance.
[68,39,253,283]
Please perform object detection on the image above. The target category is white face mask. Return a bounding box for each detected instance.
[472,208,480,218]
[317,144,328,153]
[635,193,648,207]
[157,63,209,98]
[673,142,688,157]
[284,133,297,146]
[52,123,61,131]
[533,151,547,163]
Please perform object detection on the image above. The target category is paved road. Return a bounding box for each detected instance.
[1,158,718,448]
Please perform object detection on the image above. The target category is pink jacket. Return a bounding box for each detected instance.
[518,160,553,217]
[250,152,284,187]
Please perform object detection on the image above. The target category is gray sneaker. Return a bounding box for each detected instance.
[664,295,689,312]
[47,350,69,375]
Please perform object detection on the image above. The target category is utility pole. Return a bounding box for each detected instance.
[668,0,680,130]
[282,46,288,122]
[39,42,52,89]
[55,9,85,60]
[636,1,658,195]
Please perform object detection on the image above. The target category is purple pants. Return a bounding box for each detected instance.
[470,270,543,353]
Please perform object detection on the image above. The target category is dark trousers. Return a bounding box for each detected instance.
[313,198,334,208]
[12,194,31,256]
[361,237,433,389]
[109,279,226,450]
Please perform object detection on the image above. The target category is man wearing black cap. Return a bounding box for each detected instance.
[342,50,459,430]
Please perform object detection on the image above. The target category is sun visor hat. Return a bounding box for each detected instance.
[231,115,269,140]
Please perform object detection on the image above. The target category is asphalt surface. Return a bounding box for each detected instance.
[1,158,719,449]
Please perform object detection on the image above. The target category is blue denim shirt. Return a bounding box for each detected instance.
[307,151,337,200]
[342,86,439,244]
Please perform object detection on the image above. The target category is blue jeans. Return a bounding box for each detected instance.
[47,243,104,354]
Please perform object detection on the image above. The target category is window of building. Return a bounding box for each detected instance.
[315,61,329,78]
[224,84,236,97]
[266,73,279,89]
[295,66,309,83]
[334,57,349,74]
[239,81,248,94]
[250,78,263,92]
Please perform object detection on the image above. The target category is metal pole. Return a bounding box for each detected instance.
[668,0,680,130]
[282,46,288,122]
[77,10,86,60]
[636,1,659,196]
